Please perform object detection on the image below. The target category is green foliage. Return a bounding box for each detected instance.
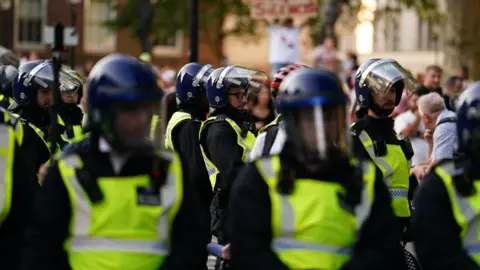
[106,0,445,53]
[105,0,260,49]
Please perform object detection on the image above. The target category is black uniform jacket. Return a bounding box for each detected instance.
[22,136,209,270]
[170,113,213,264]
[202,119,246,191]
[412,159,480,270]
[171,114,213,214]
[228,152,408,270]
[0,119,40,270]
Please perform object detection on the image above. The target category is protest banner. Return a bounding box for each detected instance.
[250,0,318,19]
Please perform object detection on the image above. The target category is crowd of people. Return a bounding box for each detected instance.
[1,38,480,270]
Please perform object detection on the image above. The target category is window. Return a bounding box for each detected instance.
[14,0,46,48]
[84,0,116,53]
[417,19,439,51]
[152,31,183,57]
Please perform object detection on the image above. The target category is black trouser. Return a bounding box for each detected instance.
[211,189,230,270]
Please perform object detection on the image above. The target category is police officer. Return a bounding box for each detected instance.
[22,54,208,270]
[0,46,19,68]
[229,68,407,270]
[164,62,214,262]
[412,82,480,270]
[199,65,267,264]
[250,64,307,160]
[351,58,417,237]
[10,60,83,149]
[0,65,16,108]
[0,108,40,270]
[57,69,84,142]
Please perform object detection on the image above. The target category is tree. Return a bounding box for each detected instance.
[442,0,480,80]
[106,0,260,62]
[312,0,443,46]
[320,0,480,79]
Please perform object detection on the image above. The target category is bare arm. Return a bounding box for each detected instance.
[400,115,422,138]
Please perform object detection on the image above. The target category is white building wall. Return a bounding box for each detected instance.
[339,0,446,76]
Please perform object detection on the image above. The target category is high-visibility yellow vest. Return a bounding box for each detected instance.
[149,114,161,142]
[199,116,256,189]
[258,114,281,134]
[12,113,52,153]
[436,162,480,265]
[57,150,184,270]
[0,112,23,226]
[58,115,83,144]
[255,155,376,269]
[0,94,13,107]
[164,111,191,151]
[357,130,410,217]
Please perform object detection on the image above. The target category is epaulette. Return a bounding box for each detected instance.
[350,119,369,137]
[213,114,227,122]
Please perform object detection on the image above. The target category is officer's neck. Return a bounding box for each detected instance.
[179,106,207,121]
[367,109,381,119]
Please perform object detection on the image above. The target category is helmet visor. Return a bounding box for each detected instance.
[26,62,81,97]
[58,70,82,97]
[285,104,351,160]
[192,64,214,89]
[217,65,268,96]
[359,59,417,97]
[112,101,157,152]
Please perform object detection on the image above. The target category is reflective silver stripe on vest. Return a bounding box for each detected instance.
[70,237,168,255]
[273,237,352,255]
[0,124,10,217]
[63,155,92,235]
[258,158,295,236]
[359,130,408,199]
[158,163,178,239]
[358,130,393,185]
[62,153,178,245]
[440,162,479,251]
[354,161,374,231]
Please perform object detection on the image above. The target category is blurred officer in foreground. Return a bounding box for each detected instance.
[0,65,17,107]
[22,54,208,270]
[351,58,417,238]
[413,82,480,270]
[200,65,266,268]
[229,69,407,270]
[0,108,39,270]
[250,64,307,160]
[164,62,214,264]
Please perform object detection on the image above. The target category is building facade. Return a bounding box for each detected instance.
[338,0,446,76]
[0,0,220,71]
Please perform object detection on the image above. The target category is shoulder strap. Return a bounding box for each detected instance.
[436,116,457,128]
[350,119,369,137]
[262,125,279,157]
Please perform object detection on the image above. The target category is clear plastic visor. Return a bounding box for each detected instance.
[286,104,351,159]
[359,59,417,97]
[111,100,158,152]
[25,62,81,97]
[192,64,214,89]
[217,65,268,96]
